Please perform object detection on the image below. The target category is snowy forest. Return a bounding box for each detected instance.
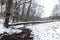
[0,0,60,40]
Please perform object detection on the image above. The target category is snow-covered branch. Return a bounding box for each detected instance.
[8,20,54,26]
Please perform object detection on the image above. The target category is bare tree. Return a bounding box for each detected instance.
[12,0,20,23]
[4,0,13,28]
[25,0,32,21]
[21,0,26,21]
[0,0,4,15]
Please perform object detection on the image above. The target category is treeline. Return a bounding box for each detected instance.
[0,0,44,28]
[0,0,43,22]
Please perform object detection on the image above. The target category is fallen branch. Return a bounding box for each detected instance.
[8,20,54,26]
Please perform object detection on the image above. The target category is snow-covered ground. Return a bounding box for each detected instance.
[0,19,60,40]
[0,0,60,40]
[0,19,22,34]
[26,21,60,40]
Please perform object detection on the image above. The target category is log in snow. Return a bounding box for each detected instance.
[8,20,55,26]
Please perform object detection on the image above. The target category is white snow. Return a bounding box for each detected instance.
[0,0,60,40]
[26,21,60,40]
[0,19,22,34]
[0,19,60,40]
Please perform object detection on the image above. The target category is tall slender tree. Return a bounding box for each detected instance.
[4,0,12,28]
[26,0,32,21]
[21,0,26,21]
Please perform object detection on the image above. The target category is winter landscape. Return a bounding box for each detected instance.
[0,0,60,40]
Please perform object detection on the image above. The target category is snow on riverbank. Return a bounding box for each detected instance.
[26,21,60,40]
[0,19,60,40]
[0,19,22,34]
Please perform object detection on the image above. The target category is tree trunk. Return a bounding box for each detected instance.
[26,0,32,21]
[21,0,26,21]
[4,0,12,28]
[12,0,20,23]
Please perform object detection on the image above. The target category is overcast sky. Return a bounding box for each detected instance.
[36,0,59,18]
